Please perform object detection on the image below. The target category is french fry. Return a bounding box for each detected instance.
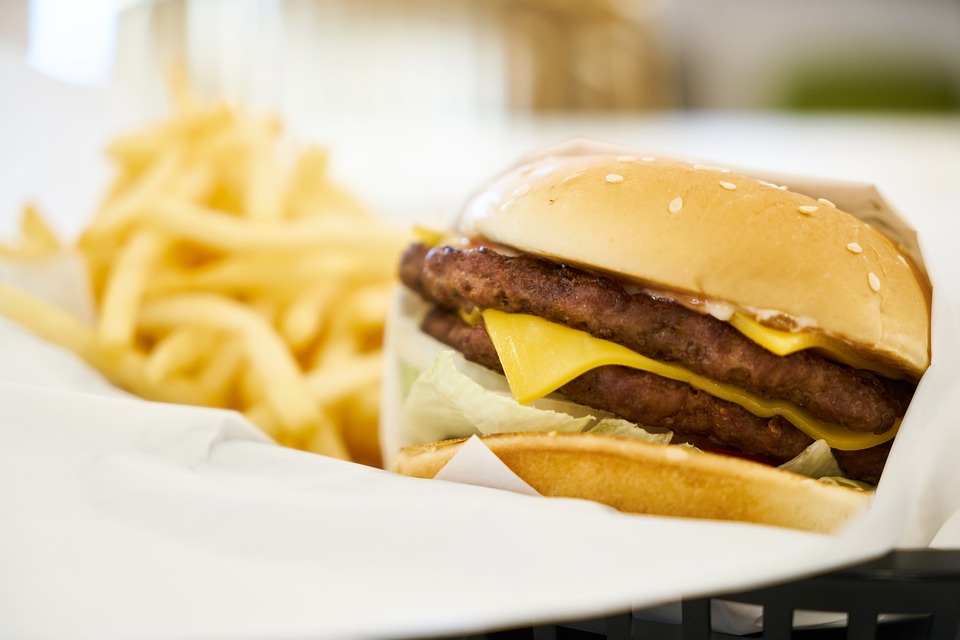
[0,282,209,407]
[279,281,341,351]
[309,303,362,370]
[306,351,383,407]
[242,121,285,220]
[144,250,393,298]
[88,148,183,233]
[195,336,243,407]
[145,326,213,383]
[96,229,167,348]
[345,282,393,346]
[0,282,97,364]
[104,104,233,166]
[138,293,350,459]
[196,337,244,407]
[139,198,403,253]
[20,204,62,254]
[287,146,369,219]
[0,204,61,257]
[2,92,403,467]
[330,380,383,467]
[243,402,282,439]
[237,359,268,409]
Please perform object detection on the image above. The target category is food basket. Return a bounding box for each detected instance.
[439,550,960,640]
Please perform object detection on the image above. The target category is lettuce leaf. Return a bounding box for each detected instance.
[818,476,875,491]
[402,350,872,489]
[401,350,676,447]
[402,350,595,444]
[777,438,845,479]
[586,418,673,444]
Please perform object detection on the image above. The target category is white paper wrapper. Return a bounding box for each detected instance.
[379,140,960,633]
[3,57,959,638]
[0,298,851,640]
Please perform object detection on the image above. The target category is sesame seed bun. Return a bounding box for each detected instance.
[397,432,871,533]
[459,154,930,379]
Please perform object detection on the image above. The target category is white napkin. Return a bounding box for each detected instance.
[0,317,836,640]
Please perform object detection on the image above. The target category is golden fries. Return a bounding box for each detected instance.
[0,204,62,258]
[0,92,407,465]
[0,282,209,407]
[97,229,168,348]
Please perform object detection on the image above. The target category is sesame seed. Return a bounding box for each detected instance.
[778,184,789,190]
[605,173,624,184]
[897,254,909,266]
[641,156,656,162]
[818,197,836,207]
[669,197,683,213]
[868,272,881,292]
[798,205,818,215]
[562,172,581,184]
[719,181,737,190]
[693,164,710,170]
[516,163,535,174]
[513,183,531,197]
[616,155,637,162]
[500,199,514,212]
[847,242,863,254]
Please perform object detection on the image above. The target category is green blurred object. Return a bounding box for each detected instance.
[781,57,960,112]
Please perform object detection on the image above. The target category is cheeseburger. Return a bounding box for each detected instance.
[389,148,930,532]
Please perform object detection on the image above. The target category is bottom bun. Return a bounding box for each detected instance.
[396,432,872,533]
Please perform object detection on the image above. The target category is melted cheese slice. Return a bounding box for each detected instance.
[412,225,446,247]
[728,312,903,380]
[481,309,897,451]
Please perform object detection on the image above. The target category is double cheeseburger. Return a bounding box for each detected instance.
[390,150,931,532]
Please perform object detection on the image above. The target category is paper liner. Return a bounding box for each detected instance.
[380,140,960,632]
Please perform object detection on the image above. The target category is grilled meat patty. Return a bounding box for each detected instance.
[400,242,909,484]
[421,307,888,484]
[401,243,911,434]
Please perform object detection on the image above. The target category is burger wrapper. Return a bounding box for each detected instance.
[379,143,960,633]
[2,77,959,640]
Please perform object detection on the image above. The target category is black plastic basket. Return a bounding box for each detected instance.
[443,550,960,640]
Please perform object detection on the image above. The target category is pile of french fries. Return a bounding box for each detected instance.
[0,91,407,466]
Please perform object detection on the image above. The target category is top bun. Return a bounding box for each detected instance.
[459,153,931,378]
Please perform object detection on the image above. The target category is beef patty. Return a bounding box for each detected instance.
[420,307,888,484]
[400,242,909,484]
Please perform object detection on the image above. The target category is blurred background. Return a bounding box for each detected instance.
[1,0,959,227]
[2,0,958,114]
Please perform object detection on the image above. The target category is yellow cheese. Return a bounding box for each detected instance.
[412,225,446,247]
[728,311,903,379]
[481,309,897,451]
